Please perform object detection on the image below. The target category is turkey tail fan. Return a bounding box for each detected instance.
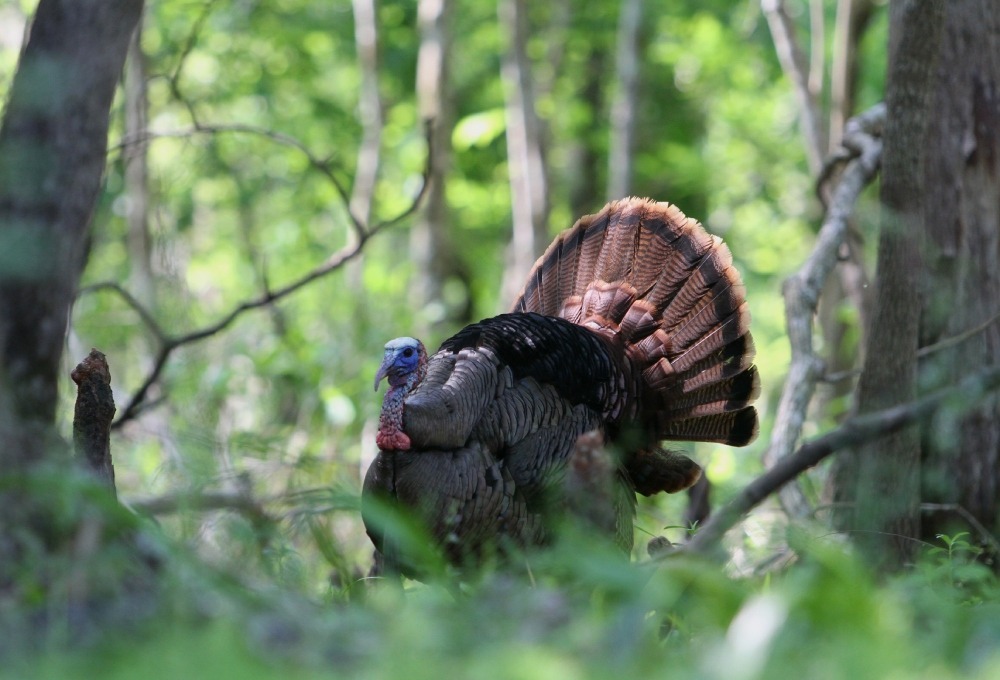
[512,197,759,448]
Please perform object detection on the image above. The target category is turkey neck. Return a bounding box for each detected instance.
[377,364,425,451]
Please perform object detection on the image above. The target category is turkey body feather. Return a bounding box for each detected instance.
[363,197,759,575]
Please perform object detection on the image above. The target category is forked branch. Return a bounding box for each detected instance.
[88,122,433,428]
[763,103,884,517]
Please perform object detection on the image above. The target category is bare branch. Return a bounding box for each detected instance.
[808,0,825,108]
[681,363,1000,556]
[111,122,366,241]
[916,309,1000,359]
[124,485,357,522]
[764,103,884,517]
[829,0,876,146]
[762,0,826,174]
[78,282,167,342]
[91,122,434,429]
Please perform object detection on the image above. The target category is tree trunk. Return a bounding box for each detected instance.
[836,0,944,570]
[829,0,876,147]
[918,0,1000,543]
[0,0,143,573]
[498,0,549,306]
[350,0,383,230]
[606,0,642,201]
[411,0,468,330]
[567,46,606,221]
[124,17,155,308]
[0,0,144,468]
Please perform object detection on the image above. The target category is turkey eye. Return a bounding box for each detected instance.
[403,348,414,358]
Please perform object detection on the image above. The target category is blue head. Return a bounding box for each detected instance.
[374,337,428,391]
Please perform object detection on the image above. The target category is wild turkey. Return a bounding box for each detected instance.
[363,197,758,575]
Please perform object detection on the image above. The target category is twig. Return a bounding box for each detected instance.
[764,103,884,517]
[680,363,1000,557]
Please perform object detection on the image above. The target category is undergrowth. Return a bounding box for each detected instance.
[5,521,1000,680]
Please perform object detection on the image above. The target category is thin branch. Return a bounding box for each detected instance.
[829,0,876,147]
[111,122,366,240]
[127,489,265,517]
[820,308,1000,385]
[78,282,167,342]
[762,0,826,174]
[92,122,434,429]
[763,103,884,517]
[680,363,1000,557]
[169,1,218,87]
[916,309,1000,359]
[808,0,825,107]
[124,485,357,521]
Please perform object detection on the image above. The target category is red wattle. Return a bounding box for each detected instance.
[376,428,412,451]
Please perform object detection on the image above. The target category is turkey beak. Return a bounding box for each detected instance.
[374,354,393,391]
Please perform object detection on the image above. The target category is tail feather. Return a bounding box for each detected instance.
[512,197,758,450]
[673,334,756,393]
[593,203,643,285]
[671,304,751,373]
[658,366,761,419]
[659,406,758,446]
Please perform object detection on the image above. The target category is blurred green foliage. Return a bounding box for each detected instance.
[5,0,998,677]
[7,530,1000,679]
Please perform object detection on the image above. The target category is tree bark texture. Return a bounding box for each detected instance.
[840,0,944,570]
[918,0,1000,541]
[0,0,144,468]
[71,350,117,495]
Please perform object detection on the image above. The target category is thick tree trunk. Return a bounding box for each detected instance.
[0,0,143,572]
[919,0,1000,542]
[0,0,144,466]
[836,0,944,570]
